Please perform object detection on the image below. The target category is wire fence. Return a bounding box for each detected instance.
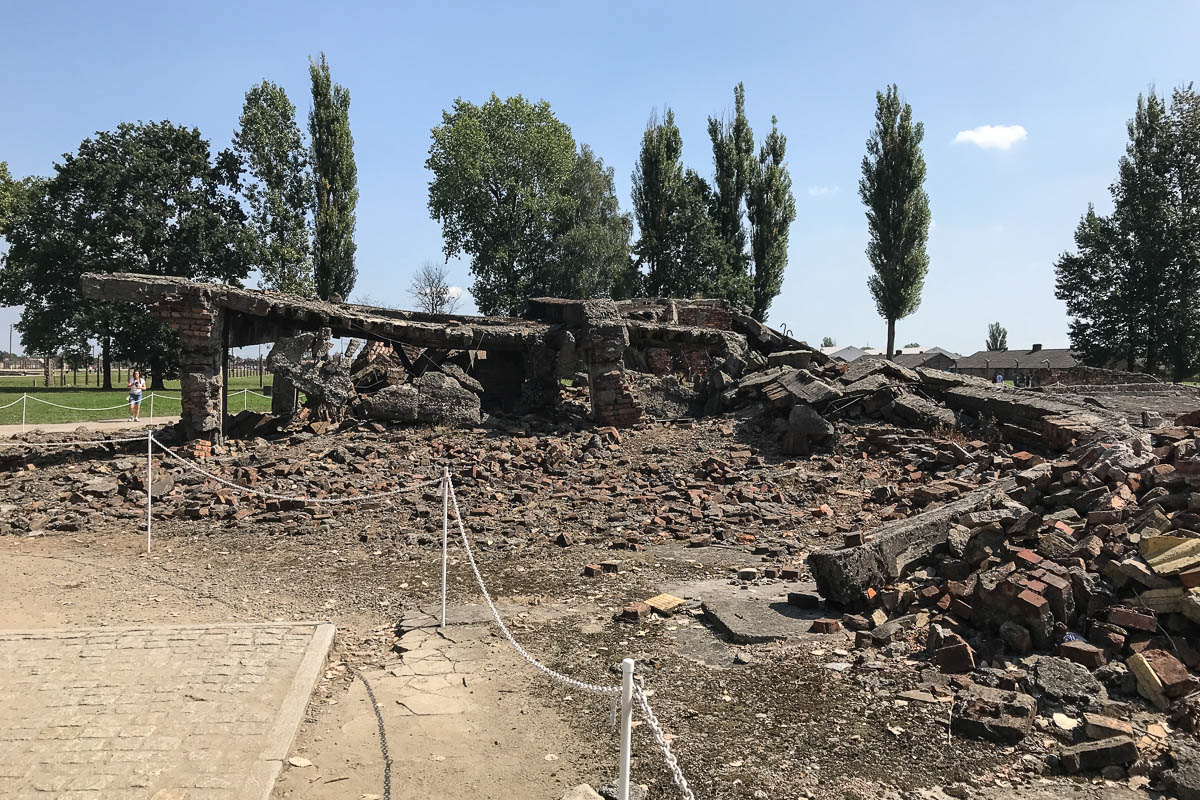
[0,433,699,799]
[0,388,278,430]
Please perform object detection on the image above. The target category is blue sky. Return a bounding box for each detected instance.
[2,1,1198,356]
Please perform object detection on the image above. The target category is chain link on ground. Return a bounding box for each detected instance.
[634,685,697,800]
[351,667,393,800]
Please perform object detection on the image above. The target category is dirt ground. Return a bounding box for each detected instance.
[0,524,1155,800]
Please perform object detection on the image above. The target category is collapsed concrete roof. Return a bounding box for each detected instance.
[82,273,548,352]
[80,273,818,446]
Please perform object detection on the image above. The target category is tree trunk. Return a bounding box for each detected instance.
[102,338,112,390]
[150,357,166,390]
[886,317,896,360]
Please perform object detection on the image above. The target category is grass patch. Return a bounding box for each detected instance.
[0,375,274,425]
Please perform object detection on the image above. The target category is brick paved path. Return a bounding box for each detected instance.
[0,622,333,800]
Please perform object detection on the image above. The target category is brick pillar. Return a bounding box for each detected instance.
[151,294,224,448]
[580,300,644,428]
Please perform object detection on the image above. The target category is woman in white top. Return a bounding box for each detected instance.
[128,370,147,421]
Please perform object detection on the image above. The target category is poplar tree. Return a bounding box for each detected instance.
[746,116,796,321]
[1166,85,1200,380]
[708,83,755,293]
[858,85,931,359]
[1112,91,1173,375]
[985,322,1008,351]
[234,80,313,297]
[632,109,685,296]
[308,53,358,301]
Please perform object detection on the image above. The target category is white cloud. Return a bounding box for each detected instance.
[447,286,464,300]
[807,185,839,197]
[953,124,1028,150]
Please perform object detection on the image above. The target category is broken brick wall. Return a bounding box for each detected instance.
[645,347,715,378]
[150,295,224,446]
[675,303,733,330]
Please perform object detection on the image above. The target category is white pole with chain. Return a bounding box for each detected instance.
[243,387,247,412]
[146,430,153,554]
[618,658,634,800]
[21,394,26,432]
[149,392,154,423]
[441,467,449,629]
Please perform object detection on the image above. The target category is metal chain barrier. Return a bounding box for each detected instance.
[447,475,700,798]
[634,685,697,800]
[446,478,621,696]
[26,396,133,411]
[351,667,392,800]
[151,435,442,504]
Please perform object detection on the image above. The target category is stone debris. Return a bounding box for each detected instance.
[560,786,604,800]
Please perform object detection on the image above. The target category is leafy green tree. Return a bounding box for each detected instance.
[0,121,253,389]
[427,94,576,315]
[1,163,37,236]
[821,336,835,348]
[427,94,633,313]
[1112,91,1174,375]
[1055,206,1137,368]
[859,85,931,359]
[985,323,1008,351]
[1057,88,1200,379]
[234,80,313,296]
[308,53,358,301]
[550,145,636,299]
[673,170,740,298]
[1166,85,1200,380]
[746,116,796,321]
[632,109,685,296]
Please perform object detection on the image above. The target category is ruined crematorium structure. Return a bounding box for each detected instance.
[80,274,818,449]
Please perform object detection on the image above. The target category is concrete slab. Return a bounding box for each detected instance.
[701,597,820,644]
[0,621,333,800]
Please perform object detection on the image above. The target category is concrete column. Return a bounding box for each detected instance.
[270,327,300,416]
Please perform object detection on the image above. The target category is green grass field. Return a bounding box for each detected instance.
[0,374,275,425]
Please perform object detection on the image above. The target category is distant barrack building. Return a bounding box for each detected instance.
[954,344,1077,383]
[819,342,1158,386]
[820,345,960,369]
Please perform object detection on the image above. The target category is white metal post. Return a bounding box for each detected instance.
[21,394,26,432]
[243,388,248,411]
[441,467,449,629]
[149,393,154,423]
[618,658,635,800]
[146,431,153,554]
